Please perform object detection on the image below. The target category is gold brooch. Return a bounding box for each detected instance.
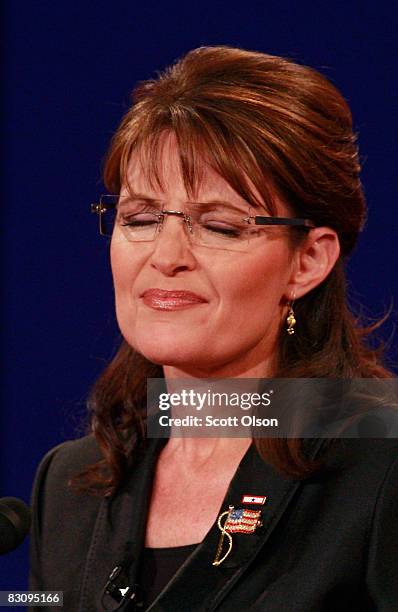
[212,505,263,566]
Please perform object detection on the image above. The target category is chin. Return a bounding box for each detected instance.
[128,330,208,367]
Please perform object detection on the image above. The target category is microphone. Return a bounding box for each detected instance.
[0,497,31,554]
[101,543,143,610]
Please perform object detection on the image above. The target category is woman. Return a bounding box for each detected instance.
[30,46,398,611]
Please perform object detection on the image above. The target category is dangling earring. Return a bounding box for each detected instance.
[286,300,296,335]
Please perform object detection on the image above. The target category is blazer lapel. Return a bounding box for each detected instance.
[78,437,166,611]
[147,438,326,612]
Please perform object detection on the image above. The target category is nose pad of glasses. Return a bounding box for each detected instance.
[184,215,194,234]
[157,212,194,239]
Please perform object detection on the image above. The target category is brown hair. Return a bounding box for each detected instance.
[73,46,393,496]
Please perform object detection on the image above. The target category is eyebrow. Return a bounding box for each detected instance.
[119,190,263,213]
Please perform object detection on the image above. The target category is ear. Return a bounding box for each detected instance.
[286,227,341,300]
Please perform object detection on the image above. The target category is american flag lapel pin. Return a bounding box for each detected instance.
[212,503,264,566]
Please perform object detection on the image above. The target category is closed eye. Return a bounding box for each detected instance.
[202,222,244,238]
[119,213,159,227]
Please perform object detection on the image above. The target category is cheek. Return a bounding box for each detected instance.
[110,249,125,288]
[211,247,291,317]
[110,243,141,321]
[110,241,139,287]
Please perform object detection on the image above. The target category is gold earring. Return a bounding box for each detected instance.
[286,303,296,335]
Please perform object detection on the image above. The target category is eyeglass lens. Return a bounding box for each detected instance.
[99,195,290,251]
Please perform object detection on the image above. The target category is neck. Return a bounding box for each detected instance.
[160,347,276,461]
[160,436,252,468]
[162,351,277,380]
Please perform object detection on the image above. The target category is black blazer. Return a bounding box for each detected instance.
[30,435,398,611]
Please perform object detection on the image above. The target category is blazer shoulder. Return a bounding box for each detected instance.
[320,438,398,487]
[38,434,101,476]
[31,435,103,525]
[32,435,100,491]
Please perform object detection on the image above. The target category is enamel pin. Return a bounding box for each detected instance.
[241,494,267,505]
[212,504,264,566]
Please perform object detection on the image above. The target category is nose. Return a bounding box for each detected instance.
[149,213,197,276]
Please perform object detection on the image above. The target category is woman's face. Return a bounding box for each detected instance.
[111,135,298,377]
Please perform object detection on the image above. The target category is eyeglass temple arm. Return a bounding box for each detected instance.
[245,215,315,228]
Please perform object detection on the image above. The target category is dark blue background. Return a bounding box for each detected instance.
[3,0,397,593]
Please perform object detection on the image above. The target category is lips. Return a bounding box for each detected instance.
[140,288,208,311]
